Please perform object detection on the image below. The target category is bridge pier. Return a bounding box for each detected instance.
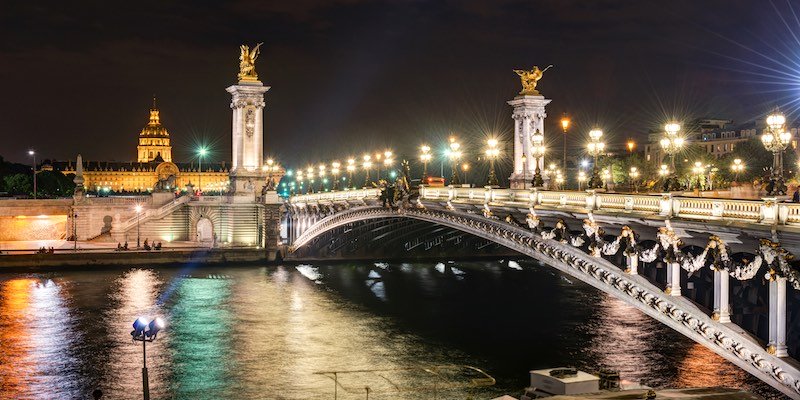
[769,277,789,357]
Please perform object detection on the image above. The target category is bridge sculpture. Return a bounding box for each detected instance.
[286,187,800,398]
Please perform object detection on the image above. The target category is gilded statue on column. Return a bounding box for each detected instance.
[513,65,552,95]
[238,42,264,81]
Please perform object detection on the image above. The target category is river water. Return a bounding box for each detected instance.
[0,260,777,399]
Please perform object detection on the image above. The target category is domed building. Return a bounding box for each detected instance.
[51,100,231,194]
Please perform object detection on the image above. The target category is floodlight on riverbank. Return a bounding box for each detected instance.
[131,316,167,400]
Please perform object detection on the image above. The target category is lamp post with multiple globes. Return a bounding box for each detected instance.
[586,129,605,189]
[485,138,500,187]
[420,145,432,185]
[660,122,685,192]
[362,155,372,188]
[331,161,341,191]
[577,170,587,191]
[629,166,640,193]
[448,137,462,186]
[761,109,792,196]
[730,158,745,184]
[346,159,356,189]
[531,131,545,188]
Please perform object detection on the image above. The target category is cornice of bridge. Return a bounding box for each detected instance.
[288,203,800,398]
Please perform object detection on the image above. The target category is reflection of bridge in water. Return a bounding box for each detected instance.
[285,187,800,398]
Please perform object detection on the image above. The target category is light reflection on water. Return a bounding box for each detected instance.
[0,261,777,399]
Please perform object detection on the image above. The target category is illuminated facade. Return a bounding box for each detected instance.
[50,102,230,193]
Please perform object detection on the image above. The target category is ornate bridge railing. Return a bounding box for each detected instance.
[286,201,800,398]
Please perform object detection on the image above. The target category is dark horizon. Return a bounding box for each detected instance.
[2,1,798,168]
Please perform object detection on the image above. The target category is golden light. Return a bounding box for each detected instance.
[462,163,470,171]
[560,113,571,131]
[589,128,603,140]
[665,122,681,135]
[767,110,786,131]
[627,140,636,152]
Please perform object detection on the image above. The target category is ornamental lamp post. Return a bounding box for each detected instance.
[331,161,341,191]
[691,161,706,192]
[448,137,462,186]
[419,145,432,185]
[531,131,545,188]
[586,129,605,189]
[318,164,327,192]
[306,167,315,193]
[577,170,587,191]
[485,138,500,187]
[601,168,611,190]
[461,163,470,186]
[560,113,570,172]
[362,155,372,187]
[346,159,356,189]
[761,109,791,196]
[383,152,393,181]
[629,166,640,193]
[730,158,745,184]
[660,122,685,191]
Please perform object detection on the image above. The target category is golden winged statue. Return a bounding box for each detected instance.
[513,65,553,95]
[238,42,264,81]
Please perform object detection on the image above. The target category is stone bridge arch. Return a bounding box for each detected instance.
[290,205,800,398]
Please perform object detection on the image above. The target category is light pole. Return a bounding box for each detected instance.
[448,137,462,186]
[135,205,143,248]
[306,167,315,193]
[331,161,341,191]
[71,208,78,251]
[346,158,356,189]
[362,155,372,187]
[28,150,37,199]
[383,151,393,181]
[629,166,640,193]
[197,147,207,194]
[660,122,685,192]
[461,163,470,186]
[420,145,432,184]
[602,168,611,191]
[485,138,500,187]
[761,109,792,196]
[318,164,326,192]
[692,161,706,193]
[531,131,545,188]
[587,129,605,189]
[131,316,166,400]
[560,113,570,173]
[296,171,304,194]
[577,170,587,191]
[731,158,744,184]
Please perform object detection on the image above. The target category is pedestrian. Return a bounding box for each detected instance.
[793,188,799,203]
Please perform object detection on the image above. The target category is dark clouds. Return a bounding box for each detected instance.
[0,0,792,166]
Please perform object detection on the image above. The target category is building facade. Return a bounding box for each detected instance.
[50,102,231,193]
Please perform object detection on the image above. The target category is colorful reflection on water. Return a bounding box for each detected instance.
[0,262,777,399]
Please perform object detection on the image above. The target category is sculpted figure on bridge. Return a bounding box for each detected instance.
[513,65,552,95]
[238,42,263,81]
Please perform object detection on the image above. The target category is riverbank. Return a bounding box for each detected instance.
[0,248,272,271]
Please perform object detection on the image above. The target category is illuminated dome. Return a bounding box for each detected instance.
[137,97,173,162]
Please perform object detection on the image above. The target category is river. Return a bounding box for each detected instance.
[0,260,777,399]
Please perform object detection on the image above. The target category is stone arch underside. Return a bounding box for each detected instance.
[290,206,800,398]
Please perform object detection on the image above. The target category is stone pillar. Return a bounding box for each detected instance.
[719,270,731,323]
[507,95,551,189]
[626,252,638,275]
[768,277,789,357]
[713,270,721,319]
[263,192,282,261]
[227,80,271,203]
[667,262,681,296]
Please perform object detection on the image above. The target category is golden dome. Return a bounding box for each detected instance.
[139,97,169,138]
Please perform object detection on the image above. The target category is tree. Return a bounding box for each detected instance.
[3,174,32,196]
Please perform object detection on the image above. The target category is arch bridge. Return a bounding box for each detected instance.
[285,187,800,398]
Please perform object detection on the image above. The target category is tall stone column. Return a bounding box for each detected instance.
[507,95,551,189]
[227,80,270,203]
[768,277,788,357]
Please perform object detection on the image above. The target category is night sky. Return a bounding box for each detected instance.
[2,1,798,168]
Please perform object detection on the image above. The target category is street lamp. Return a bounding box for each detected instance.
[346,158,356,189]
[197,146,208,194]
[28,150,37,199]
[461,163,470,186]
[692,161,706,192]
[577,170,587,191]
[306,167,315,193]
[761,109,792,195]
[362,155,372,187]
[318,164,327,192]
[660,122,685,191]
[383,151,393,180]
[730,158,745,184]
[448,137,462,185]
[420,145,432,184]
[485,138,500,187]
[134,204,143,248]
[531,130,545,188]
[601,168,611,191]
[331,161,341,191]
[629,166,640,193]
[131,316,166,400]
[560,113,570,171]
[586,129,605,189]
